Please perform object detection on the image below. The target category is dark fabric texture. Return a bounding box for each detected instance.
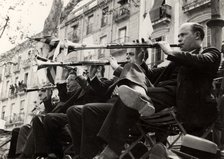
[97,47,220,156]
[43,113,71,158]
[67,98,117,159]
[98,98,140,155]
[8,127,20,158]
[21,128,35,157]
[32,115,50,156]
[16,124,32,155]
[167,47,220,128]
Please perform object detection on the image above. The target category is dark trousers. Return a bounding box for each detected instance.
[67,97,117,159]
[44,113,71,158]
[21,128,35,158]
[8,124,32,158]
[16,124,32,155]
[8,127,20,158]
[32,115,49,156]
[97,64,176,155]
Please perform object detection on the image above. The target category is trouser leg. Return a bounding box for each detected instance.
[32,115,49,156]
[80,103,113,159]
[67,106,83,155]
[8,127,20,158]
[98,98,140,155]
[16,124,31,155]
[44,113,70,158]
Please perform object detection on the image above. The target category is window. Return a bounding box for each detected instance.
[1,106,6,120]
[24,73,28,85]
[118,27,127,43]
[6,80,10,97]
[87,15,94,34]
[10,103,15,122]
[99,36,107,58]
[15,77,19,85]
[20,100,25,114]
[19,100,25,121]
[68,23,79,43]
[101,7,109,27]
[151,36,165,67]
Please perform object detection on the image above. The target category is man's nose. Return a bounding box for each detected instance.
[178,38,182,43]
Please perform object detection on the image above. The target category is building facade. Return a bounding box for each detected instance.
[0,40,41,131]
[0,0,224,140]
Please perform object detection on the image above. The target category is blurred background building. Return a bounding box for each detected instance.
[0,0,224,151]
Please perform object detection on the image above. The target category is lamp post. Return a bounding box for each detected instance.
[207,0,224,150]
[207,0,224,52]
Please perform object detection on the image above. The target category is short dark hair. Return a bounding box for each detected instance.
[91,65,105,77]
[191,23,205,40]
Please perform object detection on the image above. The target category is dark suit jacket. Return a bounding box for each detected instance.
[167,47,221,128]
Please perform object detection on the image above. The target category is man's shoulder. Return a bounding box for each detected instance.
[202,47,221,54]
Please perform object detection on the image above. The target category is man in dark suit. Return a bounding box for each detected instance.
[66,50,140,159]
[14,84,56,159]
[30,70,88,159]
[36,65,107,159]
[92,22,221,158]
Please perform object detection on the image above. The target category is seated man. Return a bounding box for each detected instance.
[33,66,106,159]
[30,70,84,159]
[66,49,145,158]
[93,22,220,158]
[11,83,56,159]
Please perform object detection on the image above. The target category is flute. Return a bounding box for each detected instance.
[37,60,127,69]
[64,43,180,51]
[25,86,57,92]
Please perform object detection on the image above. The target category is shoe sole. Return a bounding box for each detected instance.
[118,85,155,116]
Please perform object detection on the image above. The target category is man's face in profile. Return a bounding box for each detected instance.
[178,23,198,51]
[66,74,80,92]
[126,48,135,63]
[38,89,52,102]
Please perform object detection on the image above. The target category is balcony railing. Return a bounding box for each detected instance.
[113,4,130,23]
[182,0,211,13]
[87,24,93,35]
[150,4,172,25]
[110,36,129,55]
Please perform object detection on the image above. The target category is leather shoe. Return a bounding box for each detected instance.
[93,146,118,159]
[118,85,155,116]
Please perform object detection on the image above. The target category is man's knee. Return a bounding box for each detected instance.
[67,105,82,119]
[32,116,42,124]
[44,114,55,127]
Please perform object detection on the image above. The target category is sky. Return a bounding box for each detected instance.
[0,0,70,54]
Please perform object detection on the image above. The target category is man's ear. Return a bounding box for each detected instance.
[194,31,201,40]
[97,66,102,72]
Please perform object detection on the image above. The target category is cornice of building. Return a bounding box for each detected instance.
[60,0,113,28]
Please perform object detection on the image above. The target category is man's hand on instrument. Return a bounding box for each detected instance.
[108,56,119,70]
[156,41,174,56]
[76,67,85,77]
[88,65,98,79]
[134,39,148,65]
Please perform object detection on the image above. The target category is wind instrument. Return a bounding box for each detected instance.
[25,85,57,92]
[36,60,127,69]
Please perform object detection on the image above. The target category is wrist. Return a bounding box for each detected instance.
[112,65,119,70]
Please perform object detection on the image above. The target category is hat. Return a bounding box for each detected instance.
[172,134,218,159]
